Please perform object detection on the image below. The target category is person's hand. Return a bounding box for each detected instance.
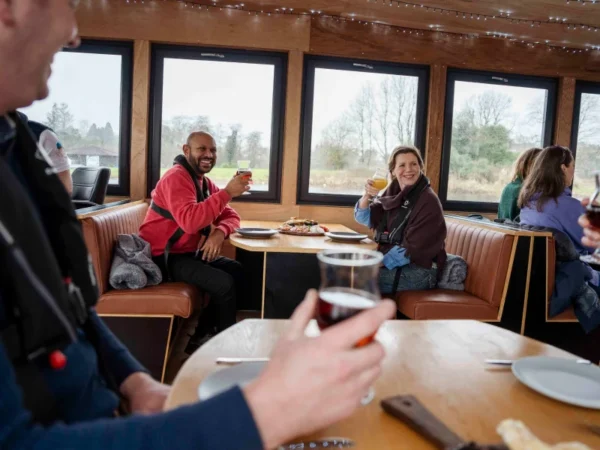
[363,179,380,199]
[201,228,225,261]
[243,290,395,449]
[225,173,250,198]
[579,198,600,249]
[120,372,171,415]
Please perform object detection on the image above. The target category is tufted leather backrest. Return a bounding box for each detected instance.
[81,203,149,294]
[445,220,515,307]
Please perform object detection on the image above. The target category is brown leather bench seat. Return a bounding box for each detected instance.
[80,201,203,381]
[395,218,516,321]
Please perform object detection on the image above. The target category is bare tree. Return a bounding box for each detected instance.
[319,115,355,170]
[349,83,376,166]
[391,76,418,146]
[374,77,393,163]
[578,93,600,143]
[473,90,512,127]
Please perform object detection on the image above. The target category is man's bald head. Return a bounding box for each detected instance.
[183,131,218,176]
[186,131,215,147]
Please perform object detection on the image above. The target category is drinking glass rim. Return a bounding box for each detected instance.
[317,249,384,267]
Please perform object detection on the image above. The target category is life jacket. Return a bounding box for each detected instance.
[149,155,212,278]
[0,112,104,424]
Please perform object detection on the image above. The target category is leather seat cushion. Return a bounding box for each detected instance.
[396,289,499,320]
[96,283,199,317]
[548,306,577,322]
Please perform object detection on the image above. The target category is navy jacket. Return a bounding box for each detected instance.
[0,115,263,449]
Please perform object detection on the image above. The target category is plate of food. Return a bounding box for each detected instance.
[325,231,369,242]
[235,228,278,239]
[278,218,329,236]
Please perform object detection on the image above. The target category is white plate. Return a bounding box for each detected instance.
[198,361,267,401]
[235,228,278,238]
[325,231,368,242]
[512,356,600,409]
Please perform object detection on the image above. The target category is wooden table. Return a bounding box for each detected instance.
[165,320,600,449]
[231,220,376,318]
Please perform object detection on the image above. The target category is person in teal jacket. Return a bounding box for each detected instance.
[498,147,542,221]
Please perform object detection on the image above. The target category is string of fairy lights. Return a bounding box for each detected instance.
[368,0,600,33]
[124,0,600,54]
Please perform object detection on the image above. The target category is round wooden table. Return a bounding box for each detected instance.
[165,319,600,449]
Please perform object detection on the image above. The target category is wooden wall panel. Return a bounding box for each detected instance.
[280,50,303,208]
[554,77,576,147]
[425,64,447,194]
[77,1,310,52]
[130,40,151,200]
[77,3,600,224]
[309,19,600,81]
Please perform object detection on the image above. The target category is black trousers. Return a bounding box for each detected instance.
[153,253,241,332]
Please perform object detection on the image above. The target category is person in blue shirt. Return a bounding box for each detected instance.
[519,145,599,286]
[0,2,395,450]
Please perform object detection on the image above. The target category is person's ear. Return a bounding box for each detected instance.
[0,0,16,27]
[183,144,191,157]
[561,163,568,176]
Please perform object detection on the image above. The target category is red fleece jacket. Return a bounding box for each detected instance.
[139,164,241,257]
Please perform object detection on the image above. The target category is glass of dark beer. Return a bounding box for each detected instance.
[237,160,252,195]
[316,249,384,404]
[587,172,600,262]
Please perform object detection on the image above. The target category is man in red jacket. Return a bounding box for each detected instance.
[139,131,249,350]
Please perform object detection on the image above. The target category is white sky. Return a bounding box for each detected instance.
[21,52,122,129]
[19,49,599,155]
[311,68,419,141]
[162,58,275,146]
[453,80,547,143]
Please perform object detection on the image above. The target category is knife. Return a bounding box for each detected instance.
[485,359,591,366]
[381,395,508,450]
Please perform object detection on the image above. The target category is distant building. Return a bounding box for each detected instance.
[67,145,118,168]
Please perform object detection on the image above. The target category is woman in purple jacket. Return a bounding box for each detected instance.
[519,145,599,285]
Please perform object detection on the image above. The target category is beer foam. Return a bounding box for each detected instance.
[320,290,376,309]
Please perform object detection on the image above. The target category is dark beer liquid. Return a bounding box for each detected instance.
[587,204,600,229]
[317,288,377,346]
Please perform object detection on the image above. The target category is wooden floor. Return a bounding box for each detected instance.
[164,310,261,384]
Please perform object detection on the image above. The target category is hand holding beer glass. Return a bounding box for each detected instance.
[584,172,600,262]
[371,168,389,192]
[316,249,384,405]
[237,160,252,196]
[364,169,388,200]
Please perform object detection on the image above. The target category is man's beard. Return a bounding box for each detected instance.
[189,155,214,175]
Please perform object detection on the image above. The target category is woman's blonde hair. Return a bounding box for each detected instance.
[512,147,542,182]
[388,146,424,174]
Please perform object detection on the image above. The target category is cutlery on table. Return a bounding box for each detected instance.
[381,395,508,450]
[277,437,355,449]
[215,357,270,365]
[484,359,591,366]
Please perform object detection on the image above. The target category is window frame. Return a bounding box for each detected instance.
[60,39,133,197]
[148,44,287,203]
[297,55,430,207]
[570,80,600,158]
[439,68,557,213]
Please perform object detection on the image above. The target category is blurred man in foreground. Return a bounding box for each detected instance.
[0,1,394,449]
